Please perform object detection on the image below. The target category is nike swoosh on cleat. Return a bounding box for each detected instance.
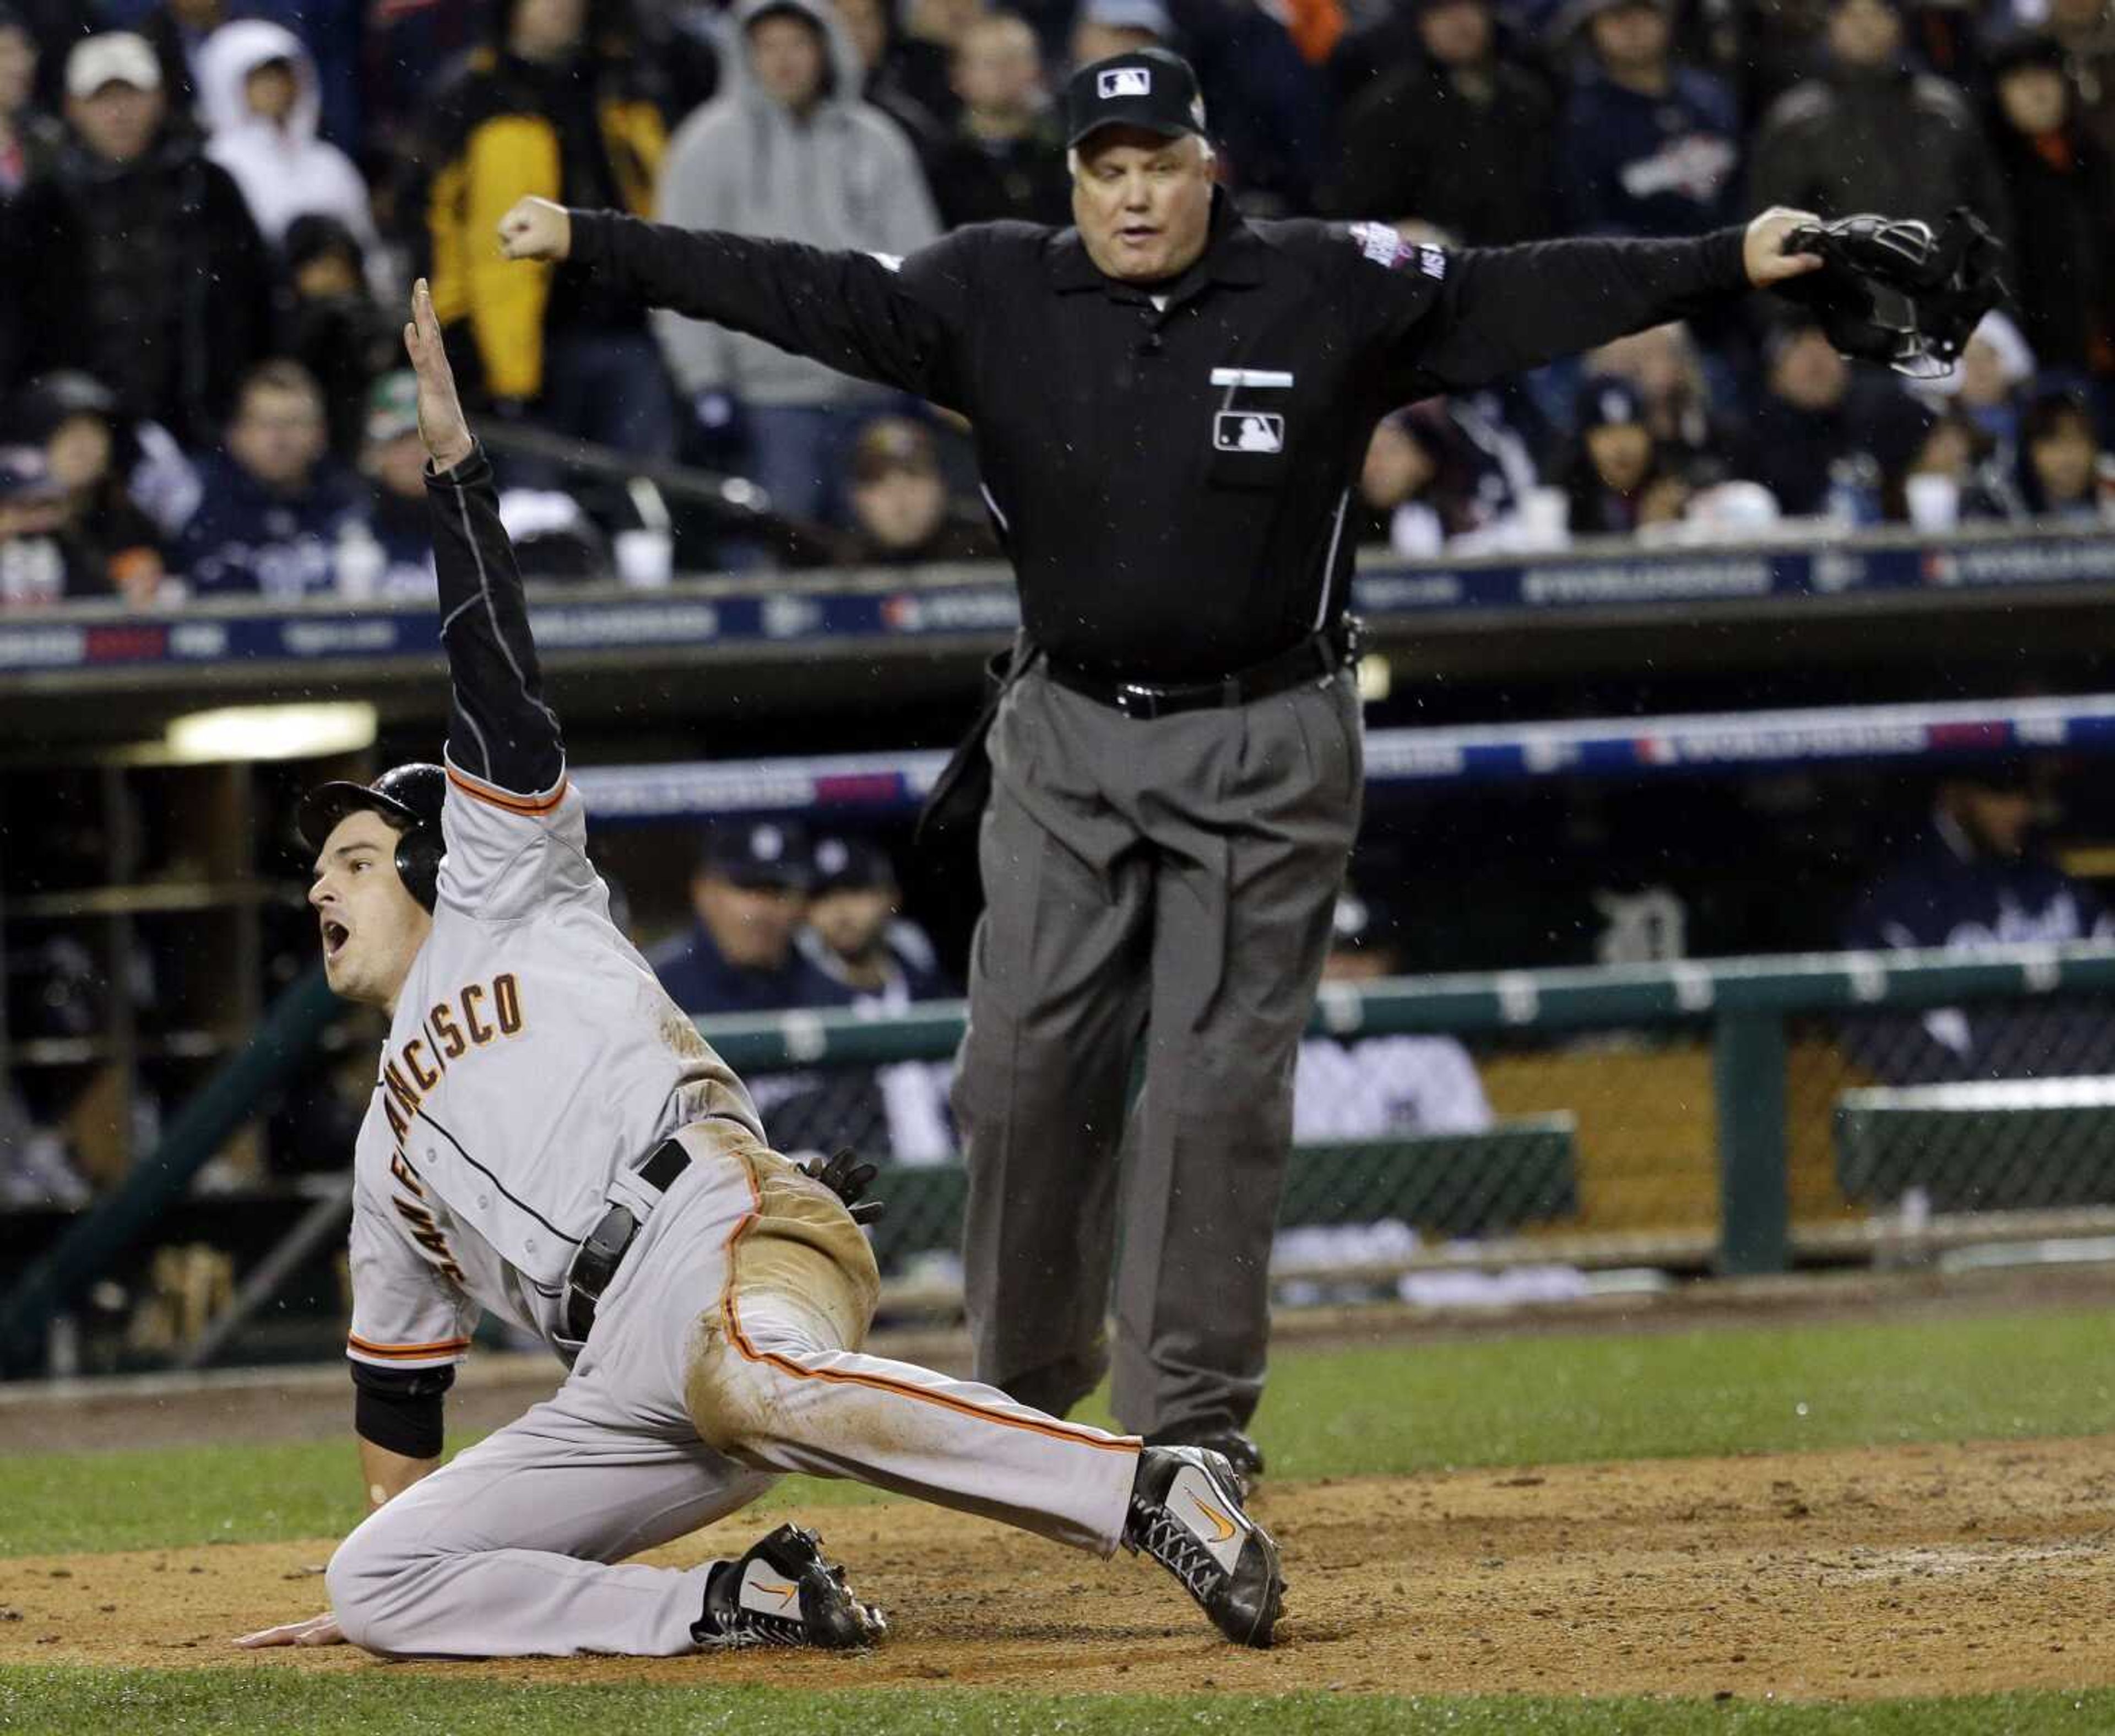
[1189,1494,1237,1543]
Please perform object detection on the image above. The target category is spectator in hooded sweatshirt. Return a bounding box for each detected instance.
[1748,0,2009,240]
[8,33,272,448]
[173,359,366,596]
[923,10,1067,227]
[1554,0,1740,238]
[654,0,940,524]
[1326,0,1554,243]
[1984,30,2114,386]
[196,18,377,251]
[411,0,673,457]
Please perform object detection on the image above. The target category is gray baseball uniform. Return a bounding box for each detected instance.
[325,451,1141,1659]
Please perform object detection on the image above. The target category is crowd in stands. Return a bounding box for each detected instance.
[0,0,2110,603]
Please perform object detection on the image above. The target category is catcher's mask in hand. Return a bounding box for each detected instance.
[1778,208,2009,379]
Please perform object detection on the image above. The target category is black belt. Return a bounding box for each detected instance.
[562,1140,691,1342]
[1043,616,1361,721]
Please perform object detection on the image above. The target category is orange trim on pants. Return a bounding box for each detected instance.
[348,1333,472,1360]
[717,1150,1140,1456]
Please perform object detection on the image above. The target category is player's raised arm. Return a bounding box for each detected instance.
[403,278,565,803]
[496,196,971,413]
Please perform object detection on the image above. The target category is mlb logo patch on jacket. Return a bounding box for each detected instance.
[1214,412,1284,454]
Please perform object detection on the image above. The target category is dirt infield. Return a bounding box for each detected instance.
[2,1434,2111,1702]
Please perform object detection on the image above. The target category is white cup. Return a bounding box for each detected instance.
[1905,473,1959,533]
[613,528,674,589]
[1520,485,1570,548]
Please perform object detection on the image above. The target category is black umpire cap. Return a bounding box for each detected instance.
[1064,47,1208,149]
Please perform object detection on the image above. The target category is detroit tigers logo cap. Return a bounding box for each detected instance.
[1065,48,1208,149]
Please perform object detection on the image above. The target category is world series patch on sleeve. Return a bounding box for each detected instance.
[1343,221,1447,281]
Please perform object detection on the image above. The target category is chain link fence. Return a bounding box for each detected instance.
[15,950,2115,1372]
[735,981,2115,1301]
[1825,994,2115,1217]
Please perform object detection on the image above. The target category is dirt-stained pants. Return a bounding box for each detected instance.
[326,1124,1140,1657]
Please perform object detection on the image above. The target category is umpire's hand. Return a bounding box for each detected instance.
[499,197,573,263]
[1744,207,1827,289]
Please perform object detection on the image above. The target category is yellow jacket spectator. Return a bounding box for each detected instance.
[410,0,675,458]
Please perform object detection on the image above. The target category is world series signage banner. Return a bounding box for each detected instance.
[2,531,2110,679]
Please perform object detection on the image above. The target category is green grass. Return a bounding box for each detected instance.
[2,1673,2113,1735]
[5,1308,2114,1731]
[5,1305,2111,1559]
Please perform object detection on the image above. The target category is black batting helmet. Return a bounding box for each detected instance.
[297,763,447,913]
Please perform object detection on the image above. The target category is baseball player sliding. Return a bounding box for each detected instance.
[236,283,1283,1658]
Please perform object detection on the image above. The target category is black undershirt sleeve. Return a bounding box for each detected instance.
[425,445,565,798]
[351,1359,455,1461]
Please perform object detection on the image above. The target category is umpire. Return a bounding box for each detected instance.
[497,46,1826,1480]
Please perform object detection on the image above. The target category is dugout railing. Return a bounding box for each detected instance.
[8,942,2115,1374]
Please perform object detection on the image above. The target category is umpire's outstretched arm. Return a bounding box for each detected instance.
[1376,210,1826,400]
[500,196,966,411]
[405,278,565,800]
[500,197,974,410]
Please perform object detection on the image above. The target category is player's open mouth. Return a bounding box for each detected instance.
[322,920,350,958]
[1119,226,1159,243]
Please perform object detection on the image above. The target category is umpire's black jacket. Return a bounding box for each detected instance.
[571,198,1749,682]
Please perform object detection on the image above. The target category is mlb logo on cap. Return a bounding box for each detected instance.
[1066,48,1208,147]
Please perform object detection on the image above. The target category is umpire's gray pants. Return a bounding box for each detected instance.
[952,661,1363,1437]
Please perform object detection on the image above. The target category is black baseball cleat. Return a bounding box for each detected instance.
[692,1523,887,1650]
[1145,1426,1265,1501]
[1123,1445,1286,1648]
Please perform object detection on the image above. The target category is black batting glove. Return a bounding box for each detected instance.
[802,1146,886,1226]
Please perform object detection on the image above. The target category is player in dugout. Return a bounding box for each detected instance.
[234,281,1285,1659]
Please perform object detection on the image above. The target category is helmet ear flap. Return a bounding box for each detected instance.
[395,827,442,913]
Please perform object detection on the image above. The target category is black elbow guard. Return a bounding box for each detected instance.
[350,1359,455,1460]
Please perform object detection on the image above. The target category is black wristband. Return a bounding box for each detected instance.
[351,1360,454,1461]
